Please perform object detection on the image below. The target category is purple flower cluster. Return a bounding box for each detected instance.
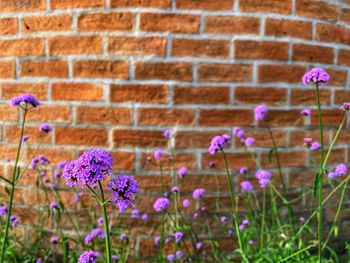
[208,134,231,154]
[173,231,183,243]
[177,166,188,179]
[78,251,99,263]
[255,170,272,188]
[31,155,50,169]
[341,102,350,111]
[62,149,113,187]
[167,251,184,262]
[303,138,321,151]
[153,197,170,212]
[85,228,105,245]
[328,163,348,180]
[233,127,254,147]
[50,236,59,244]
[108,175,139,212]
[163,129,171,138]
[239,219,250,231]
[192,188,206,199]
[254,105,268,121]
[0,205,8,217]
[39,123,52,133]
[10,94,40,108]
[301,109,311,117]
[240,181,254,192]
[10,215,19,227]
[302,67,330,85]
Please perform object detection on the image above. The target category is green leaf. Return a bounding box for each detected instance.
[313,171,321,197]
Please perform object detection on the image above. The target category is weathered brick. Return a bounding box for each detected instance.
[258,64,306,83]
[110,152,135,170]
[326,69,347,87]
[296,0,339,22]
[338,49,350,66]
[235,40,289,60]
[108,37,166,56]
[49,36,102,55]
[0,61,15,78]
[316,24,350,46]
[111,0,171,8]
[0,18,17,35]
[52,83,103,101]
[134,62,192,81]
[240,0,292,14]
[260,151,307,168]
[292,44,334,64]
[22,15,71,33]
[137,108,195,126]
[265,18,312,40]
[26,105,71,123]
[311,110,344,126]
[264,110,302,126]
[204,16,260,34]
[174,86,230,104]
[77,106,132,125]
[176,0,233,10]
[198,63,252,82]
[171,39,229,58]
[0,38,44,57]
[199,109,253,126]
[73,60,129,79]
[55,127,108,146]
[113,129,167,147]
[0,0,45,11]
[110,84,168,103]
[235,86,287,105]
[6,126,51,144]
[78,13,133,32]
[341,8,350,24]
[335,90,350,105]
[140,13,200,33]
[291,89,331,105]
[175,131,224,148]
[1,83,48,99]
[20,61,68,78]
[201,152,255,170]
[0,105,18,121]
[51,0,104,9]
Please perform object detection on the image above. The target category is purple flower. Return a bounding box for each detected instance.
[193,212,199,219]
[310,141,321,151]
[233,127,245,139]
[329,164,348,180]
[153,197,170,212]
[301,109,311,116]
[255,170,272,180]
[244,137,255,147]
[303,137,313,147]
[239,224,245,231]
[50,236,59,244]
[299,216,305,222]
[177,166,188,179]
[167,254,175,262]
[141,213,148,221]
[57,161,67,170]
[201,206,207,212]
[341,102,350,111]
[240,167,248,175]
[10,215,19,227]
[258,178,270,188]
[0,205,8,217]
[22,135,29,142]
[112,255,119,261]
[39,123,52,133]
[50,201,59,209]
[173,232,183,243]
[78,251,99,263]
[131,209,139,218]
[176,250,184,260]
[120,233,128,240]
[208,134,231,154]
[50,183,57,190]
[154,236,161,247]
[328,172,337,180]
[254,105,268,121]
[302,67,330,85]
[10,93,39,108]
[196,242,203,250]
[182,199,190,208]
[74,193,83,203]
[227,230,233,236]
[84,228,105,245]
[163,129,171,138]
[242,219,249,225]
[97,217,103,226]
[248,240,254,245]
[36,259,43,263]
[220,216,227,224]
[192,188,206,199]
[208,161,216,168]
[108,175,139,213]
[154,149,163,159]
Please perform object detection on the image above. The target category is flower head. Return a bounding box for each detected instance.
[154,236,160,247]
[84,228,105,245]
[39,123,52,133]
[182,199,190,208]
[196,242,203,250]
[335,163,348,176]
[50,236,59,244]
[240,181,254,192]
[302,67,330,85]
[78,251,99,263]
[208,134,231,154]
[173,231,183,243]
[341,102,350,111]
[221,216,227,224]
[244,137,255,147]
[254,105,268,121]
[22,135,29,142]
[97,217,103,226]
[240,167,248,175]
[120,233,128,240]
[0,205,8,217]
[255,170,272,188]
[50,201,59,209]
[176,250,184,260]
[153,197,170,212]
[301,109,311,116]
[10,94,39,108]
[192,188,206,199]
[177,166,188,179]
[310,141,321,151]
[163,129,171,138]
[154,150,163,159]
[141,213,148,221]
[108,175,140,212]
[131,209,139,218]
[10,215,19,227]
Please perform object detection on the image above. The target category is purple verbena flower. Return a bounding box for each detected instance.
[242,219,250,225]
[10,215,19,227]
[39,123,52,133]
[341,102,350,111]
[0,205,8,217]
[153,197,170,212]
[208,161,216,168]
[244,137,255,147]
[233,127,245,139]
[171,186,179,193]
[255,170,272,180]
[240,167,248,175]
[78,251,99,263]
[182,199,190,208]
[120,233,128,240]
[302,67,330,85]
[176,250,184,260]
[36,259,43,263]
[112,255,119,261]
[167,254,175,262]
[196,242,203,250]
[22,135,29,142]
[240,181,254,192]
[208,134,231,154]
[163,129,171,138]
[192,188,206,199]
[57,161,67,170]
[131,209,139,218]
[84,228,105,245]
[10,93,39,108]
[177,166,188,179]
[193,212,199,219]
[154,149,163,160]
[310,141,321,151]
[50,201,59,209]
[301,109,311,116]
[335,163,348,176]
[50,236,59,244]
[220,216,227,224]
[141,213,148,221]
[154,236,160,247]
[173,231,183,243]
[248,240,254,245]
[97,217,103,226]
[239,224,245,231]
[254,105,268,121]
[258,178,270,188]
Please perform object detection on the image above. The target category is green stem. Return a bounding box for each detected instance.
[0,109,27,263]
[260,188,266,250]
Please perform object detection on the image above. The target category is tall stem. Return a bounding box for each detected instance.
[260,188,266,250]
[0,109,27,263]
[98,182,112,263]
[315,82,324,262]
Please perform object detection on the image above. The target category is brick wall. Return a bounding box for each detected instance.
[1,0,350,256]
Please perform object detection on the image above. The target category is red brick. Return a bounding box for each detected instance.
[327,69,347,86]
[0,0,45,11]
[316,24,350,46]
[0,38,44,57]
[77,106,132,125]
[240,130,287,148]
[51,0,104,9]
[140,13,200,33]
[264,110,302,127]
[199,109,253,126]
[6,126,51,144]
[260,151,307,168]
[293,44,334,64]
[137,108,195,126]
[235,40,289,60]
[73,60,129,79]
[171,39,229,58]
[1,83,48,100]
[290,89,331,106]
[110,84,168,103]
[176,0,233,10]
[0,105,18,121]
[235,86,287,105]
[110,152,135,170]
[198,63,252,82]
[174,86,230,104]
[20,61,68,78]
[265,18,312,40]
[113,129,167,147]
[311,110,344,126]
[341,8,350,24]
[334,90,350,105]
[289,130,330,147]
[175,131,224,148]
[108,37,166,56]
[296,0,339,22]
[26,105,71,123]
[0,18,17,35]
[201,152,255,170]
[22,15,71,33]
[338,49,350,66]
[55,127,108,146]
[52,83,103,101]
[78,13,133,32]
[49,36,102,55]
[258,64,306,83]
[134,62,192,81]
[204,16,260,34]
[111,0,171,8]
[240,0,292,14]
[140,152,197,170]
[0,61,15,78]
